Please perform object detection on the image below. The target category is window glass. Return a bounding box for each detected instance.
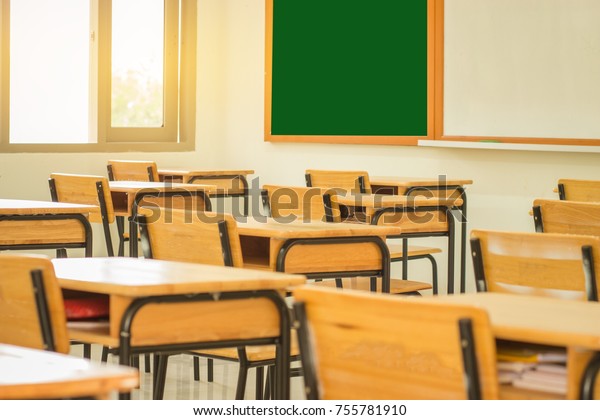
[9,0,90,143]
[111,0,165,128]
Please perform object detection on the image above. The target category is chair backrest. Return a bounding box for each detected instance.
[139,207,243,267]
[293,286,499,400]
[262,185,341,222]
[532,199,600,237]
[107,159,159,182]
[49,173,114,224]
[471,229,600,301]
[0,255,70,354]
[369,202,452,235]
[557,179,600,202]
[305,169,372,194]
[132,188,212,218]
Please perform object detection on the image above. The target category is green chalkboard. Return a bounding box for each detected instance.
[268,0,428,139]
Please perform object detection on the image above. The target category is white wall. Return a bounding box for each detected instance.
[212,0,600,293]
[2,0,600,293]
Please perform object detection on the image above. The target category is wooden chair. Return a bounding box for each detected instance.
[471,229,600,301]
[262,185,432,295]
[304,170,442,292]
[0,255,136,399]
[49,174,116,359]
[49,173,117,257]
[107,159,159,182]
[106,159,159,256]
[293,286,499,399]
[556,179,600,202]
[305,169,372,194]
[138,207,299,399]
[0,254,70,354]
[532,199,600,237]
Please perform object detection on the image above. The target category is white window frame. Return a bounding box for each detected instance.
[0,0,196,153]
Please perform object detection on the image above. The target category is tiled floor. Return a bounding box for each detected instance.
[72,345,306,400]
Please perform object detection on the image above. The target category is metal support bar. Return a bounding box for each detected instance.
[581,245,599,302]
[532,206,544,233]
[470,238,487,293]
[580,352,600,399]
[293,302,319,400]
[218,220,234,267]
[96,181,114,257]
[458,318,482,400]
[558,183,566,200]
[305,174,312,187]
[30,269,56,352]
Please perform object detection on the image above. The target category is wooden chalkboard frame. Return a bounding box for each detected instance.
[265,0,438,146]
[435,0,600,147]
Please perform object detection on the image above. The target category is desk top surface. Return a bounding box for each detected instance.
[236,217,402,238]
[335,193,463,208]
[0,344,138,399]
[0,199,96,215]
[158,169,255,176]
[422,292,600,349]
[53,257,306,296]
[109,181,217,194]
[370,176,473,187]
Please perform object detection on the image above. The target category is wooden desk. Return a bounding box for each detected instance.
[53,257,305,399]
[422,292,600,399]
[236,218,401,293]
[0,199,94,256]
[109,181,217,257]
[0,344,138,399]
[370,176,473,196]
[158,169,254,216]
[334,193,461,294]
[370,176,473,294]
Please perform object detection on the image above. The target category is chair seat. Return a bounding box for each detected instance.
[192,333,299,362]
[387,244,442,259]
[312,277,431,294]
[67,320,118,347]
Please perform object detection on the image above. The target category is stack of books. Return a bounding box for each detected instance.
[496,343,567,395]
[512,364,567,394]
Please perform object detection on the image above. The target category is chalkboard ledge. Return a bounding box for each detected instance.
[418,140,600,154]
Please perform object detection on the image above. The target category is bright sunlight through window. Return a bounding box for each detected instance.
[9,0,90,144]
[111,0,165,128]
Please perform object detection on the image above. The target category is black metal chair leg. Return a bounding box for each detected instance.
[255,366,265,400]
[193,355,200,381]
[263,366,272,400]
[101,346,109,362]
[116,216,126,257]
[235,348,249,400]
[83,343,91,359]
[267,365,276,399]
[424,254,439,295]
[153,354,170,400]
[369,276,377,292]
[207,358,214,382]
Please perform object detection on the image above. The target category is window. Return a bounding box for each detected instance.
[0,0,196,152]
